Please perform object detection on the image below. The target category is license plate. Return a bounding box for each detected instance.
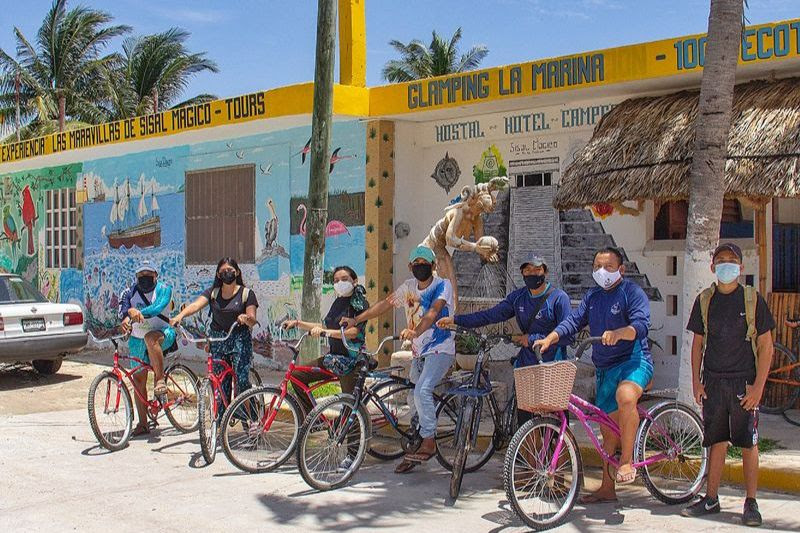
[22,318,46,332]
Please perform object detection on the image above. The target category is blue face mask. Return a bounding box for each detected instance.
[715,263,740,284]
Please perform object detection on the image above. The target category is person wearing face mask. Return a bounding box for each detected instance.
[681,243,774,527]
[118,261,177,436]
[534,246,653,501]
[436,253,573,423]
[340,246,455,474]
[171,257,259,403]
[282,265,369,415]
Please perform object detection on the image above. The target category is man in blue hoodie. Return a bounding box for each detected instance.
[535,246,652,503]
[437,253,573,422]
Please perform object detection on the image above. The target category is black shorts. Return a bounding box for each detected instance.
[702,376,759,448]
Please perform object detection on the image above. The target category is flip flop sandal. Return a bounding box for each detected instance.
[579,493,618,505]
[132,424,150,437]
[154,380,168,396]
[404,450,436,462]
[394,459,419,474]
[615,466,637,485]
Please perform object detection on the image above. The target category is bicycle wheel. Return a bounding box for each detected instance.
[296,394,370,491]
[436,394,496,473]
[637,402,707,505]
[761,343,799,414]
[449,398,475,500]
[503,417,581,531]
[249,367,263,387]
[88,372,133,451]
[197,378,219,464]
[783,408,800,426]
[366,377,415,461]
[221,386,302,473]
[163,364,199,433]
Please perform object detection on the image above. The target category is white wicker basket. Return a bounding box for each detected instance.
[514,361,577,412]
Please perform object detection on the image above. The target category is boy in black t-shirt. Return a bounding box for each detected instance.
[682,243,775,527]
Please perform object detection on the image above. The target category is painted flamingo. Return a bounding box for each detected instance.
[296,203,350,238]
[329,147,357,173]
[295,138,311,164]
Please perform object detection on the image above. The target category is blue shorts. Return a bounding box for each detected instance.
[595,353,653,414]
[127,328,177,369]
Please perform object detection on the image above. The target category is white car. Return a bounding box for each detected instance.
[0,273,87,374]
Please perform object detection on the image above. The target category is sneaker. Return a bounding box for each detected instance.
[682,495,720,518]
[742,498,762,527]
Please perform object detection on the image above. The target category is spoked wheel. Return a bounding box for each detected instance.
[163,364,199,433]
[436,394,496,473]
[87,372,133,451]
[762,343,799,415]
[296,394,370,491]
[248,367,263,388]
[365,378,415,460]
[221,386,302,473]
[636,402,707,505]
[783,409,800,426]
[449,398,476,500]
[197,378,219,465]
[503,416,581,531]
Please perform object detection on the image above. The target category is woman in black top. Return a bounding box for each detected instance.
[171,257,259,398]
[282,265,369,414]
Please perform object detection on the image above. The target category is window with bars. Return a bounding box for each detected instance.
[185,165,255,264]
[45,188,78,268]
[515,172,552,188]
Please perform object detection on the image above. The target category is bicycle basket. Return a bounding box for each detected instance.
[514,361,577,413]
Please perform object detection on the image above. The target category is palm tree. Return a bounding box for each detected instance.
[0,0,130,135]
[382,28,488,82]
[678,0,746,403]
[101,28,219,119]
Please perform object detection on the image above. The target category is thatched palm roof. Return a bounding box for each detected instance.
[555,77,800,209]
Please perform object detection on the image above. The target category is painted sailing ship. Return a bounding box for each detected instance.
[107,179,161,249]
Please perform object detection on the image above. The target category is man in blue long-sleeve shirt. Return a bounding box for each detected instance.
[535,247,653,503]
[439,254,573,424]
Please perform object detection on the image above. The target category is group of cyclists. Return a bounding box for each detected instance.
[115,239,770,526]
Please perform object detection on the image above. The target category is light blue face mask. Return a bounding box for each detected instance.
[715,262,741,284]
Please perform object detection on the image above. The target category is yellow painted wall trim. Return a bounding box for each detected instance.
[338,0,367,87]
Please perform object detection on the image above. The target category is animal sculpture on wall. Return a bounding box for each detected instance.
[420,176,509,308]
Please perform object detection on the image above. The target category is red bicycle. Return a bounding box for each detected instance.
[220,329,413,473]
[87,330,200,451]
[179,323,260,465]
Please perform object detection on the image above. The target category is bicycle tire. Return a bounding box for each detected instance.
[449,398,475,500]
[637,401,707,505]
[783,409,800,426]
[436,394,496,473]
[220,385,302,473]
[503,416,581,531]
[163,364,200,433]
[197,378,219,464]
[249,367,263,387]
[761,343,799,414]
[296,394,370,491]
[87,371,133,451]
[365,377,415,461]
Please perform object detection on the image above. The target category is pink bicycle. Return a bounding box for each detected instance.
[503,337,707,531]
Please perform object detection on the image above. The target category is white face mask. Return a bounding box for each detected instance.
[592,267,622,290]
[333,280,354,297]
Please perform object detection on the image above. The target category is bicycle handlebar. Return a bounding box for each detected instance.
[340,326,399,358]
[178,321,244,344]
[88,330,129,344]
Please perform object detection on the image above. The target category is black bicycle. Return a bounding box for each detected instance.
[442,326,514,500]
[295,330,434,491]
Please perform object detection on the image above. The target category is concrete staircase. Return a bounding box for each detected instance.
[560,209,662,301]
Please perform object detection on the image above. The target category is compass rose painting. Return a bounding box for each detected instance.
[431,152,461,193]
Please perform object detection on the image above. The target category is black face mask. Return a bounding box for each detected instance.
[411,263,433,282]
[137,275,156,293]
[219,270,237,285]
[523,274,546,290]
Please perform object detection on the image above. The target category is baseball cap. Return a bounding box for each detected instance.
[135,260,159,275]
[712,242,743,262]
[520,253,546,270]
[409,245,435,263]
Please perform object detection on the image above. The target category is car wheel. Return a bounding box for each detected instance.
[32,359,63,375]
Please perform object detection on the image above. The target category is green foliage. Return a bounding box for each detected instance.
[728,437,783,458]
[455,332,481,355]
[382,27,489,82]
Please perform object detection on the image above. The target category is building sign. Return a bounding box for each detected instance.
[1,92,268,164]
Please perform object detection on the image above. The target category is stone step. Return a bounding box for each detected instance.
[561,221,605,235]
[559,209,594,222]
[562,234,617,248]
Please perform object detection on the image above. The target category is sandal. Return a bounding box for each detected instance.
[579,493,618,504]
[154,379,168,396]
[132,423,150,437]
[394,459,418,474]
[404,449,436,462]
[615,465,637,485]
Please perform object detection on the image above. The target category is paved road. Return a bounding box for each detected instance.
[1,406,798,532]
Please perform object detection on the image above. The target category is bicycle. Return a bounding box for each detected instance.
[439,327,515,500]
[221,329,418,473]
[503,337,708,531]
[87,330,200,451]
[179,322,260,465]
[762,316,800,426]
[296,330,435,491]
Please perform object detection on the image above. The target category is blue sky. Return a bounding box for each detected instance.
[0,0,797,101]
